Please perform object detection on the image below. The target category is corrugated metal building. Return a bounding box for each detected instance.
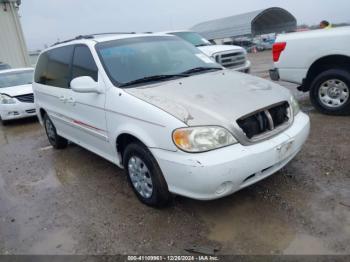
[0,0,30,68]
[192,7,297,40]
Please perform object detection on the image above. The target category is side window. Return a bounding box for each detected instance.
[72,45,98,81]
[34,52,48,84]
[46,46,74,88]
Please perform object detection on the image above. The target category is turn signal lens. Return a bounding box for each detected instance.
[173,129,191,151]
[290,95,300,116]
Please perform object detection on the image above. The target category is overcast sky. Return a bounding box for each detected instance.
[20,0,350,50]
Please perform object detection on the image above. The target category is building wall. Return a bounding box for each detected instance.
[0,2,30,68]
[29,52,40,66]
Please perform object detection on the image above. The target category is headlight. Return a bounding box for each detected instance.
[290,95,300,116]
[173,126,237,153]
[212,55,219,63]
[0,94,16,104]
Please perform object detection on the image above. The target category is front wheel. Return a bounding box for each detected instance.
[123,143,171,207]
[310,69,350,115]
[43,114,68,149]
[1,119,8,126]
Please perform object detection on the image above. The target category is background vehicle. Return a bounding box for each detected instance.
[33,33,309,207]
[232,38,256,53]
[253,38,275,51]
[166,31,251,73]
[270,27,350,115]
[0,68,36,125]
[0,62,11,71]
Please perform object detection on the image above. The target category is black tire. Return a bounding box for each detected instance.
[1,119,8,126]
[123,142,171,207]
[309,69,350,115]
[43,114,68,149]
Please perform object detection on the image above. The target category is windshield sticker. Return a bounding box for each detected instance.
[196,54,215,64]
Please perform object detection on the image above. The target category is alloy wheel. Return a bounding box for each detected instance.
[318,79,349,108]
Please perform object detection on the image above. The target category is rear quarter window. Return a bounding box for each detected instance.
[34,52,49,84]
[35,46,74,88]
[46,46,74,88]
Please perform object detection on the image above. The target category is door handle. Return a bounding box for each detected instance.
[59,96,67,103]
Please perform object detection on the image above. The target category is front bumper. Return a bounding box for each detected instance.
[151,112,310,200]
[269,68,280,81]
[0,102,37,121]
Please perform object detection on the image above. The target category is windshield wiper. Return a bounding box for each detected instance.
[119,74,189,87]
[180,67,222,75]
[119,67,222,87]
[195,44,211,47]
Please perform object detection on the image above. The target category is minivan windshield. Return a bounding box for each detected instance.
[0,70,34,88]
[170,32,212,47]
[96,36,221,87]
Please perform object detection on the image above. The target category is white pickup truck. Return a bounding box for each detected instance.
[165,31,251,73]
[270,27,350,115]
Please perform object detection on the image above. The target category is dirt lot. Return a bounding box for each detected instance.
[0,51,349,255]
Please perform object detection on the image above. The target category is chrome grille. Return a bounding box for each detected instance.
[237,102,291,140]
[214,51,246,69]
[14,93,34,103]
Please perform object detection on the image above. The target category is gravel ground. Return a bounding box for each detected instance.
[0,51,349,255]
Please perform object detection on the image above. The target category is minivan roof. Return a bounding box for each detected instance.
[49,33,175,50]
[161,30,193,34]
[93,33,174,43]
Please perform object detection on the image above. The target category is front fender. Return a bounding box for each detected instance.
[111,122,178,152]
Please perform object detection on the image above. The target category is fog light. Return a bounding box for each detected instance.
[215,181,233,195]
[8,111,19,115]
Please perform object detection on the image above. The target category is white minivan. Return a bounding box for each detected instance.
[33,33,310,207]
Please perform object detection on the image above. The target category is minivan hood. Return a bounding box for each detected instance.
[125,70,292,132]
[198,45,245,57]
[0,84,33,97]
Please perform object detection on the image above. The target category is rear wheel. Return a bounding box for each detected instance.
[123,142,171,207]
[43,114,68,149]
[310,69,350,115]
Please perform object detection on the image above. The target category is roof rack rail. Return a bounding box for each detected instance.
[89,32,136,36]
[52,35,93,46]
[51,32,136,46]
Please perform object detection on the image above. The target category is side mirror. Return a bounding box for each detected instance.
[70,76,102,94]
